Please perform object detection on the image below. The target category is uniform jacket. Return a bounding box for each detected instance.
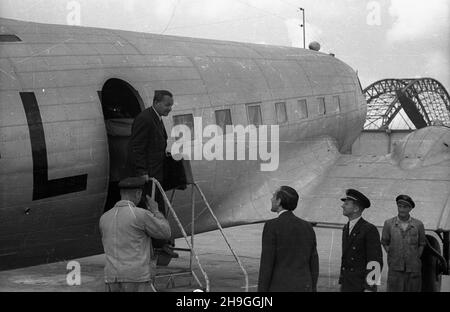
[125,107,168,181]
[339,218,383,292]
[258,211,319,292]
[99,200,171,283]
[381,217,426,273]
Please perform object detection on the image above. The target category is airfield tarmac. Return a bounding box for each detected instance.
[0,223,396,292]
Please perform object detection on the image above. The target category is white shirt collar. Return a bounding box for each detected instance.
[277,209,289,217]
[349,216,362,233]
[152,105,162,120]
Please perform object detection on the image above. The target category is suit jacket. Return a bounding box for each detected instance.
[339,218,383,292]
[125,107,168,181]
[258,211,319,292]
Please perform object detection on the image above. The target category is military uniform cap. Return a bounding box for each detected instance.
[341,189,371,209]
[118,176,146,189]
[396,195,415,208]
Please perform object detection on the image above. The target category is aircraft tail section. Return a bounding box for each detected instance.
[300,126,450,231]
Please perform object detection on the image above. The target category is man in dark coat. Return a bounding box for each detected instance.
[125,90,177,257]
[258,186,319,292]
[339,189,383,292]
[125,90,172,189]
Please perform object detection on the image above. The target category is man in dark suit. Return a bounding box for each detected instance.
[339,189,383,292]
[125,90,177,258]
[258,186,319,292]
[126,90,172,187]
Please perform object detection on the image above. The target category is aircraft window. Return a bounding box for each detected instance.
[318,97,326,115]
[275,102,287,124]
[173,114,194,138]
[215,109,233,133]
[296,99,308,119]
[0,34,22,42]
[333,96,341,112]
[246,104,263,126]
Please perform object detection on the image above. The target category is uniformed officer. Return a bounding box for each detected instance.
[381,195,426,292]
[339,189,383,292]
[99,177,171,292]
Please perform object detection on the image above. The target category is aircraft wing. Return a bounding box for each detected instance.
[298,126,450,231]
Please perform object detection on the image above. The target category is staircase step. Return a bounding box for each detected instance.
[157,285,204,292]
[154,269,203,292]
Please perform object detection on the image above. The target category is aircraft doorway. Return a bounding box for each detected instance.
[99,78,144,212]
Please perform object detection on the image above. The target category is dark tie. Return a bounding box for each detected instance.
[158,118,167,140]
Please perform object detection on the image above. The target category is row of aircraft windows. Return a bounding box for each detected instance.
[172,96,341,134]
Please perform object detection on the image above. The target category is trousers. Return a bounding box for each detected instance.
[387,270,422,292]
[105,282,156,292]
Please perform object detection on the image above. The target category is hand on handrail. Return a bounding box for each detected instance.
[146,195,159,214]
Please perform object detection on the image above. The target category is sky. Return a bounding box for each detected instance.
[1,0,449,91]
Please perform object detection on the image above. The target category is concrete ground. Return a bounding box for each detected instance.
[0,224,415,292]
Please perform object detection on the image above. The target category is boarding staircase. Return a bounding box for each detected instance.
[148,161,249,292]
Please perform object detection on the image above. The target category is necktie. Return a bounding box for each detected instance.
[159,118,167,139]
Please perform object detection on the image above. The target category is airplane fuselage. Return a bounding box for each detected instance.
[0,18,366,269]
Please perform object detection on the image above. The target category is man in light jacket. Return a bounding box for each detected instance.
[100,176,171,292]
[381,195,426,292]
